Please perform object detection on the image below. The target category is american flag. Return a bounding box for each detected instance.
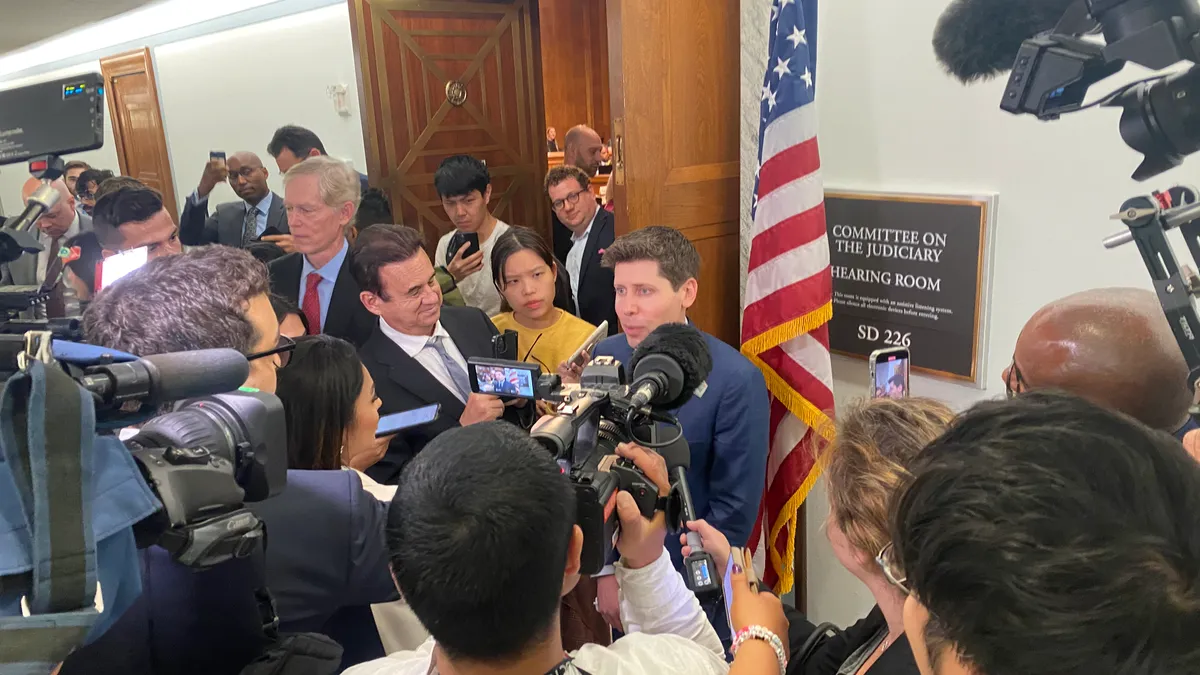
[742,0,835,595]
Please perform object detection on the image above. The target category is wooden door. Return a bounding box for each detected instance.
[348,0,549,248]
[100,48,178,220]
[538,0,610,141]
[607,0,741,346]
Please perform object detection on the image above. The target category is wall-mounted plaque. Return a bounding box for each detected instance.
[825,190,997,384]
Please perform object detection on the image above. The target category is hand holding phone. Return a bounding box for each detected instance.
[566,321,608,369]
[375,403,440,438]
[447,236,484,281]
[199,152,228,198]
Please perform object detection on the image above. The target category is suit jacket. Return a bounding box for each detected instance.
[268,249,376,348]
[2,211,93,286]
[574,208,618,335]
[360,306,522,483]
[180,192,288,247]
[786,605,919,675]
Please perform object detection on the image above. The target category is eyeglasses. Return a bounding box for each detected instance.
[551,188,589,211]
[1004,358,1029,400]
[876,543,909,595]
[247,335,296,368]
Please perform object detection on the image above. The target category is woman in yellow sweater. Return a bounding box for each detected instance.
[490,227,597,373]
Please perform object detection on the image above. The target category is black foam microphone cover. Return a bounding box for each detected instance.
[629,323,713,410]
[141,349,250,403]
[933,0,1078,83]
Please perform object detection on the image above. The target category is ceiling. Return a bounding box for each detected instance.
[0,0,160,56]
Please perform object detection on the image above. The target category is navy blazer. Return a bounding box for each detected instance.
[268,249,376,349]
[60,469,396,675]
[572,209,619,336]
[594,329,770,560]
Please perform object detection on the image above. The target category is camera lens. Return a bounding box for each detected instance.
[1116,65,1200,181]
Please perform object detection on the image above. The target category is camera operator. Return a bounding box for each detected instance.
[343,422,728,675]
[67,245,395,673]
[90,178,182,259]
[890,391,1200,675]
[1002,288,1197,438]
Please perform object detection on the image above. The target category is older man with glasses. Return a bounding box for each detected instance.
[68,245,396,675]
[1001,286,1198,440]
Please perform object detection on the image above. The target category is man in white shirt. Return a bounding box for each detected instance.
[343,422,728,675]
[544,165,617,333]
[432,155,511,316]
[353,224,520,484]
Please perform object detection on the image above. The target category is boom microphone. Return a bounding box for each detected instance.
[79,348,250,410]
[627,323,713,411]
[932,0,1078,82]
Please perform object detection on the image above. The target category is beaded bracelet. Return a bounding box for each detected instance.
[731,625,788,675]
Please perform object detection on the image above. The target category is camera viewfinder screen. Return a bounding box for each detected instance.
[474,364,535,399]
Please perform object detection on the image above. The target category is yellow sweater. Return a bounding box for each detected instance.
[491,310,597,372]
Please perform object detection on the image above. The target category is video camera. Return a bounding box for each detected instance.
[472,323,723,598]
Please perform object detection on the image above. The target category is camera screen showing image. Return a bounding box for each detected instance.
[873,351,909,400]
[467,358,540,400]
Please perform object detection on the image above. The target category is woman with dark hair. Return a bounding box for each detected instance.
[489,227,594,372]
[270,294,310,339]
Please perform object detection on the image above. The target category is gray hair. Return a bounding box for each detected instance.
[282,154,361,209]
[83,245,270,356]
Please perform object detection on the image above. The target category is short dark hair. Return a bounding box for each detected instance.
[434,155,490,199]
[601,226,700,289]
[267,125,327,159]
[91,181,164,249]
[350,224,425,298]
[269,294,309,334]
[892,390,1200,675]
[75,168,114,195]
[352,187,394,235]
[490,227,573,314]
[544,165,589,194]
[83,245,270,356]
[276,335,363,470]
[64,160,90,172]
[386,421,577,661]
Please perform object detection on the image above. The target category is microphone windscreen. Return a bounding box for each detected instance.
[142,349,249,403]
[933,0,1075,83]
[656,432,691,471]
[629,323,713,409]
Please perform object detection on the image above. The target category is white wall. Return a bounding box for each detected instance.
[742,0,1196,628]
[155,4,367,212]
[0,63,122,215]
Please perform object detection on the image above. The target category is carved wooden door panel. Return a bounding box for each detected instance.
[349,0,549,248]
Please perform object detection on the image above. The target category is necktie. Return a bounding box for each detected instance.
[43,236,66,318]
[242,205,258,247]
[302,272,322,335]
[428,336,470,402]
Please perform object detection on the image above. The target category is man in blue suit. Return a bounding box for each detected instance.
[588,226,769,635]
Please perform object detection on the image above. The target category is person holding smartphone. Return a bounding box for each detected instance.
[433,155,511,316]
[489,228,597,375]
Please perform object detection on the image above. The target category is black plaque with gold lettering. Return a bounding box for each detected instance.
[825,191,992,382]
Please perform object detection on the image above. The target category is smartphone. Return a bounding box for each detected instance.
[467,357,541,400]
[460,232,481,258]
[210,150,226,169]
[566,321,608,368]
[722,547,740,637]
[375,403,440,438]
[97,246,148,291]
[869,346,910,399]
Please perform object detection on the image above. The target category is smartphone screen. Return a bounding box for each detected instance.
[210,150,226,169]
[376,404,440,438]
[98,246,148,290]
[871,348,910,399]
[721,548,738,638]
[462,232,481,257]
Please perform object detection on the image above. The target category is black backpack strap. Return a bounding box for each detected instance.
[0,359,99,668]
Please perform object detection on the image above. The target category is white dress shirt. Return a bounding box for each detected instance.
[434,220,511,316]
[378,318,470,403]
[565,208,600,310]
[37,212,81,285]
[342,549,727,675]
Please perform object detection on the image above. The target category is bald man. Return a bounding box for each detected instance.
[2,177,93,289]
[180,151,289,248]
[1003,287,1197,438]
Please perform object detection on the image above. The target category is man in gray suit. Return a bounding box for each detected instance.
[1,177,93,317]
[179,151,289,249]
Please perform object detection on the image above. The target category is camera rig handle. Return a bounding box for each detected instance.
[1104,185,1200,390]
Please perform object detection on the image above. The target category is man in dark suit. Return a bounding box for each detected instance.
[1,177,94,317]
[552,125,606,260]
[268,124,370,194]
[180,151,289,248]
[352,224,520,484]
[268,155,375,347]
[545,165,618,334]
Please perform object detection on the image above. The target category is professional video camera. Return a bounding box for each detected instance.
[934,0,1200,181]
[474,323,723,598]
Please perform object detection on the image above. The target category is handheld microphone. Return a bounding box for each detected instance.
[627,323,713,412]
[932,0,1079,83]
[79,348,251,411]
[656,431,721,600]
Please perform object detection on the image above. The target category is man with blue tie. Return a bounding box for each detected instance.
[267,155,375,348]
[179,151,290,248]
